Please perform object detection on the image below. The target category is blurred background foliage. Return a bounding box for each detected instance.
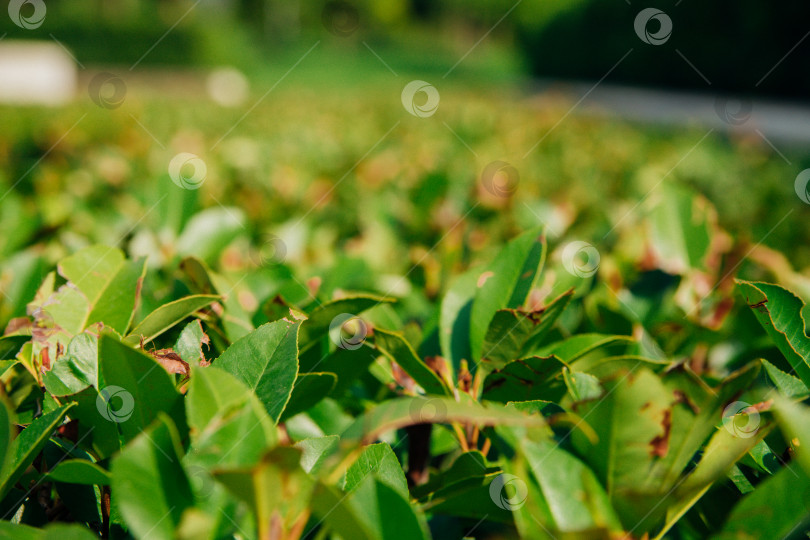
[5,0,810,98]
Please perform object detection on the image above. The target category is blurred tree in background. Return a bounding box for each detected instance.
[7,0,809,98]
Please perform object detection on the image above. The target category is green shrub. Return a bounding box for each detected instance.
[1,199,809,537]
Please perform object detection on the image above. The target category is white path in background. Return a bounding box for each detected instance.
[530,79,810,146]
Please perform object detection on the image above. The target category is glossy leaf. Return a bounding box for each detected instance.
[533,333,632,363]
[341,396,546,444]
[215,319,301,423]
[213,447,314,540]
[480,290,572,370]
[111,415,194,540]
[482,356,568,403]
[296,435,339,475]
[125,294,218,345]
[562,368,602,401]
[344,443,408,498]
[45,459,111,485]
[0,403,75,501]
[298,294,393,352]
[58,245,147,334]
[737,280,810,385]
[510,437,621,536]
[312,476,430,540]
[469,227,546,363]
[186,365,277,467]
[98,333,185,443]
[439,268,478,367]
[373,328,450,396]
[280,372,337,421]
[761,359,809,398]
[716,466,810,540]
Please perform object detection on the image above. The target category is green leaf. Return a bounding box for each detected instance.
[715,465,810,540]
[0,403,75,501]
[58,246,125,305]
[316,346,377,395]
[439,268,478,367]
[762,359,809,398]
[98,333,185,443]
[125,294,218,345]
[280,372,337,421]
[43,332,98,396]
[571,354,669,379]
[174,320,210,367]
[344,443,408,499]
[0,335,29,360]
[533,333,633,363]
[726,464,755,494]
[659,426,770,539]
[212,447,314,540]
[469,227,546,362]
[772,396,810,475]
[341,396,546,445]
[482,356,568,403]
[509,438,622,536]
[306,398,355,437]
[650,364,761,489]
[647,182,715,273]
[57,246,147,334]
[215,320,301,423]
[312,477,430,540]
[0,400,12,488]
[190,394,277,469]
[179,256,218,295]
[176,207,247,264]
[412,450,498,499]
[111,415,194,540]
[742,439,780,474]
[45,459,111,485]
[0,250,45,326]
[296,435,339,475]
[186,365,252,435]
[373,328,450,396]
[208,270,256,342]
[570,368,671,529]
[480,290,572,370]
[736,280,810,385]
[56,387,120,459]
[575,364,764,536]
[562,368,603,401]
[298,294,393,352]
[186,366,277,468]
[417,470,512,524]
[84,259,147,334]
[40,284,90,336]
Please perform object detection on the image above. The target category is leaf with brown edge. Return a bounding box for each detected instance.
[479,289,573,371]
[482,355,569,403]
[174,319,211,368]
[736,280,810,386]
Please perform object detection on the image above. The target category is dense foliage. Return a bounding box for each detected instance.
[1,89,809,539]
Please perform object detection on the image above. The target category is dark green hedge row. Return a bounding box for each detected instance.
[514,0,810,98]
